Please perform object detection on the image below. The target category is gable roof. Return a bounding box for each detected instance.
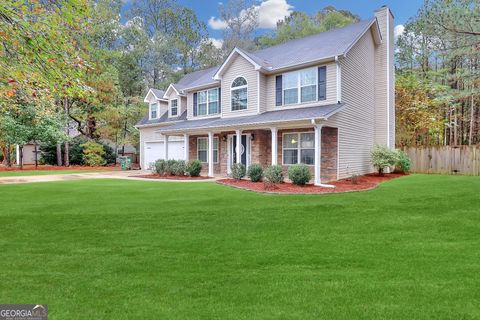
[144,88,167,102]
[213,18,380,79]
[136,110,187,127]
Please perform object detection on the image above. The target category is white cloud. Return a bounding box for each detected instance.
[208,16,229,30]
[209,38,224,49]
[208,0,294,30]
[256,0,293,29]
[394,25,405,41]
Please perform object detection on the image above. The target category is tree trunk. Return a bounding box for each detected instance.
[469,93,475,145]
[19,146,23,170]
[56,143,62,166]
[6,144,11,167]
[64,97,70,166]
[34,142,38,168]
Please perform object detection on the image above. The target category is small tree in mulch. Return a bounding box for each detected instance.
[186,160,202,177]
[264,165,284,190]
[371,145,397,175]
[231,163,246,180]
[247,164,263,182]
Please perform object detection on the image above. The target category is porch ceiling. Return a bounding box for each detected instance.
[156,103,344,135]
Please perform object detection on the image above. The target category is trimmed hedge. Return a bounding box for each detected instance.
[231,163,246,180]
[288,164,312,186]
[264,165,284,184]
[186,160,202,177]
[247,164,263,182]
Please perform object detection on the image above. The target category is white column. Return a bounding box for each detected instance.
[183,133,189,161]
[208,132,214,177]
[163,134,169,160]
[270,128,277,165]
[235,129,242,164]
[314,125,322,186]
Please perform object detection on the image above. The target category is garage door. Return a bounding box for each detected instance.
[144,141,184,168]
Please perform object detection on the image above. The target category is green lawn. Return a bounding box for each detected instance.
[0,175,479,319]
[0,170,108,177]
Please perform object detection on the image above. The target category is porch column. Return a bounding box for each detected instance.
[314,125,322,186]
[183,133,189,161]
[164,134,169,160]
[235,129,242,164]
[208,132,214,177]
[270,128,277,165]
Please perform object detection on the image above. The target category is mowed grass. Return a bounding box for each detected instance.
[0,175,479,319]
[0,170,107,177]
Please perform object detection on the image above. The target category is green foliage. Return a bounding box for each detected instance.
[186,160,202,177]
[165,160,178,176]
[371,145,397,175]
[395,150,411,173]
[154,159,166,175]
[258,7,359,47]
[288,164,312,186]
[81,141,106,166]
[264,165,284,184]
[247,164,263,182]
[172,160,187,176]
[231,163,246,180]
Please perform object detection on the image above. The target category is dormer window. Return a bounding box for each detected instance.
[231,77,247,111]
[150,103,158,119]
[170,99,178,117]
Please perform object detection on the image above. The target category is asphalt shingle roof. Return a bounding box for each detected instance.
[158,103,344,133]
[150,88,166,99]
[136,110,187,127]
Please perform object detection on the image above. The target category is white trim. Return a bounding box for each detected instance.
[164,84,185,99]
[257,72,261,114]
[230,76,248,112]
[197,136,219,164]
[213,48,262,80]
[227,132,251,171]
[163,135,169,160]
[281,131,315,166]
[337,127,340,181]
[281,67,318,106]
[169,99,178,118]
[343,19,382,57]
[144,89,168,103]
[208,132,214,177]
[184,134,189,162]
[149,102,159,120]
[270,128,277,165]
[386,11,391,148]
[335,56,342,103]
[314,125,322,185]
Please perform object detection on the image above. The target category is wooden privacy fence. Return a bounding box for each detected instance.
[403,146,480,176]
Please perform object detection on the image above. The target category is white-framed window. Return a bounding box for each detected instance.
[196,88,219,116]
[282,132,315,165]
[197,137,219,163]
[283,68,317,105]
[231,77,247,111]
[150,102,158,119]
[170,99,178,116]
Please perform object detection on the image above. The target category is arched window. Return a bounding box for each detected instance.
[231,77,248,111]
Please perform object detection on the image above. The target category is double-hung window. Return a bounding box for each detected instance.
[197,137,218,163]
[231,77,248,111]
[150,103,158,119]
[283,68,317,105]
[170,99,178,116]
[196,88,219,116]
[283,132,315,165]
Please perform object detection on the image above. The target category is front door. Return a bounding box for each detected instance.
[232,135,248,166]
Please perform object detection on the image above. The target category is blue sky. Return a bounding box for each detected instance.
[123,0,423,45]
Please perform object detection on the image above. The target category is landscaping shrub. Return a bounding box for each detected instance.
[231,163,246,180]
[154,159,166,175]
[395,150,411,173]
[81,141,106,166]
[165,159,177,175]
[173,160,187,176]
[288,164,312,186]
[247,164,263,182]
[186,160,202,177]
[264,165,284,184]
[371,144,397,175]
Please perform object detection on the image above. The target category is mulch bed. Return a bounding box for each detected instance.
[217,173,407,194]
[135,174,213,180]
[0,165,119,172]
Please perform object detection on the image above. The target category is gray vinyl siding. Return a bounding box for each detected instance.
[325,29,376,179]
[221,54,258,118]
[259,73,267,113]
[265,62,337,112]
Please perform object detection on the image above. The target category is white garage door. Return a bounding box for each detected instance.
[144,141,184,169]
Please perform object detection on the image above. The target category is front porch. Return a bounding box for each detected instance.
[163,125,338,185]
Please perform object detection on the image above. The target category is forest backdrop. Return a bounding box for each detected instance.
[0,0,478,166]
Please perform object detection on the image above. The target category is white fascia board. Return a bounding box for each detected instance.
[213,48,263,80]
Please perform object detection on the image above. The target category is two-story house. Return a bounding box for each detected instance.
[136,6,395,186]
